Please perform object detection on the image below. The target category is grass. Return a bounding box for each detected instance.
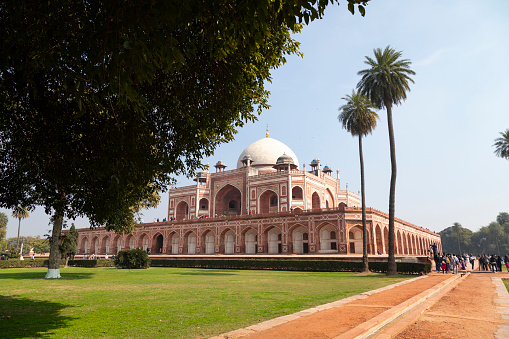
[0,267,412,338]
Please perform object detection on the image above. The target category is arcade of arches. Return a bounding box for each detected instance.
[76,208,441,257]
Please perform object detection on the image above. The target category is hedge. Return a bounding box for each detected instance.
[149,259,431,275]
[0,259,115,269]
[0,258,430,274]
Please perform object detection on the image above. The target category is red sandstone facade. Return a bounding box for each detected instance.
[76,135,442,257]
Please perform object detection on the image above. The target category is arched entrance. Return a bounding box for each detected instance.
[291,226,309,254]
[383,227,389,255]
[185,232,197,254]
[204,231,215,254]
[319,224,338,252]
[215,184,242,216]
[176,201,189,220]
[397,231,403,255]
[223,230,235,254]
[82,238,89,255]
[139,234,149,252]
[267,227,282,254]
[244,228,257,254]
[292,186,303,200]
[349,226,363,254]
[259,190,278,214]
[102,236,110,254]
[375,225,383,254]
[199,198,209,216]
[92,237,99,254]
[153,234,163,254]
[312,192,320,209]
[168,232,179,254]
[326,188,334,209]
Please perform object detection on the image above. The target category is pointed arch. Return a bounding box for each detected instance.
[325,188,335,209]
[242,227,257,254]
[176,200,189,220]
[264,226,282,254]
[202,230,216,254]
[167,232,179,254]
[317,222,338,253]
[152,232,164,254]
[348,225,363,254]
[215,184,242,216]
[311,192,320,210]
[259,189,278,214]
[292,186,303,200]
[289,224,309,254]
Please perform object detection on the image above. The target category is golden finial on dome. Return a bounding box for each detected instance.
[266,124,269,138]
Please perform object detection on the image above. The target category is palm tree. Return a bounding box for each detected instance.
[357,46,415,276]
[452,222,462,255]
[494,129,509,159]
[338,90,379,273]
[12,206,29,251]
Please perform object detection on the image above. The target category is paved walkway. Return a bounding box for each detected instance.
[211,271,509,339]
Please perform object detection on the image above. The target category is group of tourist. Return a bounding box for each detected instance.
[429,243,509,273]
[83,254,114,260]
[431,251,509,273]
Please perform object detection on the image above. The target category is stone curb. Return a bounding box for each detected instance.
[361,272,467,339]
[333,273,464,339]
[493,277,509,339]
[209,275,430,339]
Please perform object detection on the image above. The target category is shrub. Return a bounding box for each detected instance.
[149,259,430,275]
[114,249,150,269]
[0,258,47,269]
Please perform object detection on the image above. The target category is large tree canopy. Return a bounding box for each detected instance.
[0,1,369,277]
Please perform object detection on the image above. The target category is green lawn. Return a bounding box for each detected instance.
[0,267,411,338]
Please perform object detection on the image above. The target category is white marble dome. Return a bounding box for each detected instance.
[236,137,299,170]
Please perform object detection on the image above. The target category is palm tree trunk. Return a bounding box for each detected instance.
[17,218,21,251]
[359,135,369,273]
[385,100,398,276]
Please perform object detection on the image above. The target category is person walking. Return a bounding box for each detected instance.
[470,254,475,270]
[490,255,497,273]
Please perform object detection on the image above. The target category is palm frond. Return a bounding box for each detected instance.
[494,129,509,159]
[338,90,379,137]
[357,46,415,109]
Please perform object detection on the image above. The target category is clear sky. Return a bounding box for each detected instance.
[3,0,509,238]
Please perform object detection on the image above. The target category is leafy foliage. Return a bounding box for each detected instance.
[0,1,370,275]
[1,235,51,254]
[439,212,509,255]
[114,249,150,269]
[338,90,379,137]
[59,223,79,261]
[494,129,509,159]
[0,212,7,246]
[357,46,416,109]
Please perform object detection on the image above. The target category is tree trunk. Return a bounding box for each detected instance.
[17,218,21,251]
[385,101,398,276]
[359,135,369,273]
[45,211,64,279]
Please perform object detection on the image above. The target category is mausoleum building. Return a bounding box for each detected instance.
[76,132,442,257]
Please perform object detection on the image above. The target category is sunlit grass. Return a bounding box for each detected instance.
[0,267,411,338]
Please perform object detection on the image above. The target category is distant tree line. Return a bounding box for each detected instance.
[439,212,509,256]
